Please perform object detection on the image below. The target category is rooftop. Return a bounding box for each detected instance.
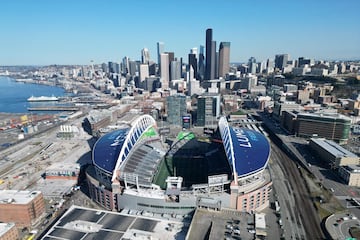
[40,205,187,240]
[0,190,41,205]
[298,112,352,122]
[310,138,358,158]
[342,165,360,173]
[0,223,16,237]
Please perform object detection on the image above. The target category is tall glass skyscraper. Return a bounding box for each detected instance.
[157,42,165,67]
[198,45,205,81]
[205,28,216,80]
[219,42,230,78]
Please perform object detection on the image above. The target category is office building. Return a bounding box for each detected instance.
[122,57,130,74]
[275,54,289,70]
[128,60,137,76]
[248,57,257,74]
[141,48,150,64]
[167,94,187,125]
[205,28,216,80]
[160,53,170,89]
[0,190,45,228]
[198,45,205,81]
[298,57,314,67]
[297,113,351,144]
[266,58,275,74]
[144,76,160,92]
[157,42,164,67]
[139,64,149,82]
[218,42,230,78]
[148,61,156,75]
[188,52,197,79]
[170,60,181,81]
[309,138,359,167]
[338,165,360,187]
[273,102,301,119]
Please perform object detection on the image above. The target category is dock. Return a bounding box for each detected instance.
[27,106,80,111]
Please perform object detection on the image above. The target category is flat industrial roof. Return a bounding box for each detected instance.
[41,205,187,240]
[229,127,270,177]
[310,138,358,158]
[93,128,130,173]
[298,112,352,121]
[0,190,41,205]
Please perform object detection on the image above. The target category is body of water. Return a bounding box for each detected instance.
[0,76,67,113]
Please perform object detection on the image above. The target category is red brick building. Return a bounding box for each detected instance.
[0,190,45,228]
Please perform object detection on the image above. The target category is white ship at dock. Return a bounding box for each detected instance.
[27,95,59,102]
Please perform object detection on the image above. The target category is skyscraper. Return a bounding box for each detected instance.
[248,57,257,74]
[218,42,230,78]
[122,56,130,74]
[275,54,289,70]
[157,42,164,67]
[139,64,149,82]
[188,52,197,80]
[205,28,216,80]
[170,60,181,81]
[198,45,205,81]
[160,53,169,89]
[141,48,150,64]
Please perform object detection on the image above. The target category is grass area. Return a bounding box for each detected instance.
[230,110,247,115]
[153,156,173,189]
[314,201,332,220]
[301,169,345,220]
[350,227,360,239]
[152,139,230,189]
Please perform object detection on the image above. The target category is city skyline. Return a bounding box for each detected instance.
[0,0,359,65]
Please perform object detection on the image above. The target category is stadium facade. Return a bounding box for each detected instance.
[86,115,272,215]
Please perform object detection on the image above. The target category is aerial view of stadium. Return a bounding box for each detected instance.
[85,115,271,216]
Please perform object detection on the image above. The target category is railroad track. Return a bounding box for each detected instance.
[271,142,325,239]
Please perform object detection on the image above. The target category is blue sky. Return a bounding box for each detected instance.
[0,0,359,65]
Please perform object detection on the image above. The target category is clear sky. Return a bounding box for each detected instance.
[0,0,359,65]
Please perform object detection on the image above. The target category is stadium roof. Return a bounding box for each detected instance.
[93,128,130,174]
[219,117,270,178]
[92,115,158,177]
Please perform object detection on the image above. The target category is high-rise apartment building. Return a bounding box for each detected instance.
[197,93,221,127]
[218,42,230,78]
[167,94,187,125]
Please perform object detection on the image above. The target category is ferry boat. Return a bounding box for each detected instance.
[27,95,59,102]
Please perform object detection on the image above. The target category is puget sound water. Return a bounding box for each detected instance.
[0,76,66,113]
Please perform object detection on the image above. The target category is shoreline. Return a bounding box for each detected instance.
[0,76,68,115]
